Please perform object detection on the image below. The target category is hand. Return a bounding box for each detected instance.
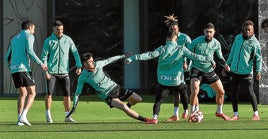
[125,59,132,64]
[183,62,188,70]
[41,64,48,71]
[221,68,227,77]
[76,68,82,75]
[256,73,261,80]
[212,64,216,69]
[45,72,51,80]
[225,65,230,72]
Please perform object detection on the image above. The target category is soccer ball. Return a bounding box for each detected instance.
[189,110,204,122]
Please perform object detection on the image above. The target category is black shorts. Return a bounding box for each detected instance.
[158,83,187,96]
[190,68,220,84]
[12,72,35,88]
[105,85,134,108]
[46,74,70,96]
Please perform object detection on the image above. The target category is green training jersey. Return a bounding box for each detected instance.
[126,41,210,86]
[74,55,125,102]
[187,35,225,73]
[41,33,82,74]
[177,32,192,72]
[226,34,262,74]
[5,30,43,73]
[177,32,191,46]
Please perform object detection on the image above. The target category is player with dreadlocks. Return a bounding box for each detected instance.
[164,14,192,121]
[125,30,212,124]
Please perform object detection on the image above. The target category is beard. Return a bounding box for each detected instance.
[205,36,213,42]
[242,33,252,40]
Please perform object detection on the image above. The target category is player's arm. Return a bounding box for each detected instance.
[5,45,12,68]
[26,35,43,65]
[226,36,238,67]
[255,43,262,77]
[66,78,84,118]
[125,46,161,64]
[69,38,82,69]
[183,47,214,64]
[215,42,227,67]
[97,55,125,67]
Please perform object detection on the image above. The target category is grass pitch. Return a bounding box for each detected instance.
[0,95,267,139]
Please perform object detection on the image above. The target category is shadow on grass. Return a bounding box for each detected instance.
[2,126,268,132]
[0,94,252,105]
[1,120,268,133]
[0,95,162,103]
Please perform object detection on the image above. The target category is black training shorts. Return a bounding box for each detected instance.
[105,85,133,107]
[12,72,35,88]
[190,68,220,84]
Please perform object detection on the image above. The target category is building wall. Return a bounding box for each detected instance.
[3,0,48,96]
[258,0,268,104]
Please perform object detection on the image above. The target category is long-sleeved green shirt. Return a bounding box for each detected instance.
[226,34,262,74]
[5,30,43,73]
[126,41,210,86]
[177,32,191,46]
[187,36,225,73]
[74,55,125,103]
[41,33,82,74]
[177,32,192,71]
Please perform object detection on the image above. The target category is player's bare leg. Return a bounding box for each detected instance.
[167,92,180,121]
[190,78,200,113]
[18,86,36,126]
[210,80,230,121]
[111,98,150,123]
[45,94,53,123]
[64,96,75,122]
[126,93,142,106]
[17,87,27,117]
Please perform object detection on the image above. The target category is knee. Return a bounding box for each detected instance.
[217,90,225,96]
[191,91,199,97]
[28,90,36,97]
[19,93,28,98]
[132,93,142,102]
[46,95,52,99]
[135,96,142,103]
[191,79,199,89]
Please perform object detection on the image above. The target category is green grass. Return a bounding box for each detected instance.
[0,95,267,139]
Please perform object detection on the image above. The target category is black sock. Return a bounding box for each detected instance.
[126,102,132,108]
[137,115,146,122]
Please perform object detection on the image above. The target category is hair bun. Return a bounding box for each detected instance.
[164,14,178,26]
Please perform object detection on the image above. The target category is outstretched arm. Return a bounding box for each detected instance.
[183,47,214,64]
[66,95,79,118]
[125,47,161,64]
[98,55,125,67]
